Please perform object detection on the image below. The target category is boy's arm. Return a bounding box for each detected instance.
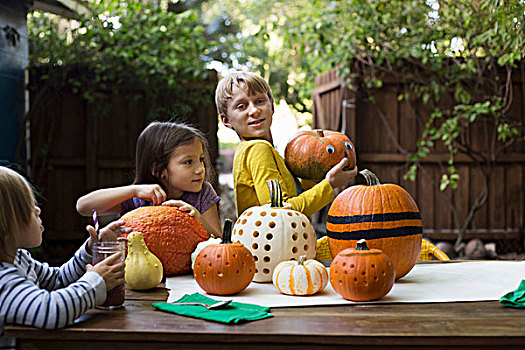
[245,142,334,217]
[0,254,105,329]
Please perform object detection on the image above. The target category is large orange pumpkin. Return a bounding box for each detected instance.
[327,169,422,280]
[121,206,208,275]
[284,129,356,182]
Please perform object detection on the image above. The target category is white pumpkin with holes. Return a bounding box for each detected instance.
[273,255,328,295]
[231,180,317,282]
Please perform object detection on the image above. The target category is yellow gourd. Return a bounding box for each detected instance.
[125,232,163,290]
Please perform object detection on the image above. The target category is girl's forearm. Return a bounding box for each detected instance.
[76,186,137,216]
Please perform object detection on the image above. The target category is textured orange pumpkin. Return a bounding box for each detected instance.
[194,220,255,295]
[330,239,395,301]
[121,206,208,275]
[284,129,356,182]
[327,169,422,280]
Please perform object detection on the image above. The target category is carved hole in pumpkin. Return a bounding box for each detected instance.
[252,243,258,250]
[374,276,378,281]
[302,221,307,227]
[225,262,230,266]
[202,272,206,276]
[287,212,293,217]
[254,269,257,273]
[339,280,343,284]
[263,256,271,262]
[350,264,355,268]
[264,244,271,251]
[303,244,309,251]
[261,211,267,216]
[233,253,237,258]
[208,262,212,267]
[217,272,224,277]
[342,262,346,267]
[266,233,273,240]
[253,231,259,238]
[238,229,244,236]
[361,271,366,276]
[382,271,386,276]
[242,219,247,224]
[247,211,253,216]
[268,221,276,228]
[292,247,298,254]
[296,212,300,216]
[255,220,262,226]
[253,256,258,262]
[217,254,221,258]
[203,254,207,258]
[263,268,270,274]
[363,281,368,286]
[292,233,298,241]
[236,219,241,224]
[271,212,277,217]
[291,222,297,229]
[303,233,308,240]
[236,270,240,274]
[371,264,376,268]
[353,278,358,282]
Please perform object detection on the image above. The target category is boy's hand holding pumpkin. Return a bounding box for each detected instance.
[325,158,358,191]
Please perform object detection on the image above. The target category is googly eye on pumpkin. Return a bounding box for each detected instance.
[345,142,353,150]
[326,145,335,154]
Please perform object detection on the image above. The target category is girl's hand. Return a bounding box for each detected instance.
[325,158,358,191]
[162,200,202,218]
[86,252,125,292]
[86,220,132,254]
[134,184,166,205]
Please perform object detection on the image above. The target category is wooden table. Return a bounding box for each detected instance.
[6,283,525,349]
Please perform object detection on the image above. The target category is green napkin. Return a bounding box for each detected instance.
[152,293,273,324]
[500,280,525,308]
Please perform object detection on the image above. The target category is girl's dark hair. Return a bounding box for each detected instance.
[133,121,214,190]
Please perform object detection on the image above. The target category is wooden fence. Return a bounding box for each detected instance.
[312,65,525,248]
[27,68,218,264]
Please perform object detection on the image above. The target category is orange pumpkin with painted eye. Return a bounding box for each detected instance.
[284,129,356,182]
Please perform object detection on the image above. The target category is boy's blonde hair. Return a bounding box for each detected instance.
[0,167,36,259]
[215,71,275,118]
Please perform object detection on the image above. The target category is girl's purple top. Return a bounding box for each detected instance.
[120,182,220,216]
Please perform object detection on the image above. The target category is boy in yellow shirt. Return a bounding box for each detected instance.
[215,71,357,218]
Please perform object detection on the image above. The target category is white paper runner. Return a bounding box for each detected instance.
[166,261,525,307]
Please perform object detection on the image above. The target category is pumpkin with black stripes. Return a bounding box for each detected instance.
[326,169,422,280]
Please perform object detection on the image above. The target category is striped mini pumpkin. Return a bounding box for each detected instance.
[327,169,422,280]
[272,256,328,296]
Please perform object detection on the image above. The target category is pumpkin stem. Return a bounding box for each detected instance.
[266,179,283,207]
[355,239,370,251]
[221,219,233,244]
[316,129,324,138]
[359,169,381,186]
[298,255,307,265]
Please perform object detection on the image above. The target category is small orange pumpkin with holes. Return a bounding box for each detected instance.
[193,219,255,295]
[330,239,395,301]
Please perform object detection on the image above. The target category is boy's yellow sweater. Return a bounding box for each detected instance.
[232,140,334,217]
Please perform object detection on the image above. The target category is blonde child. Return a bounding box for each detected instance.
[0,166,127,348]
[76,121,222,237]
[215,71,357,218]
